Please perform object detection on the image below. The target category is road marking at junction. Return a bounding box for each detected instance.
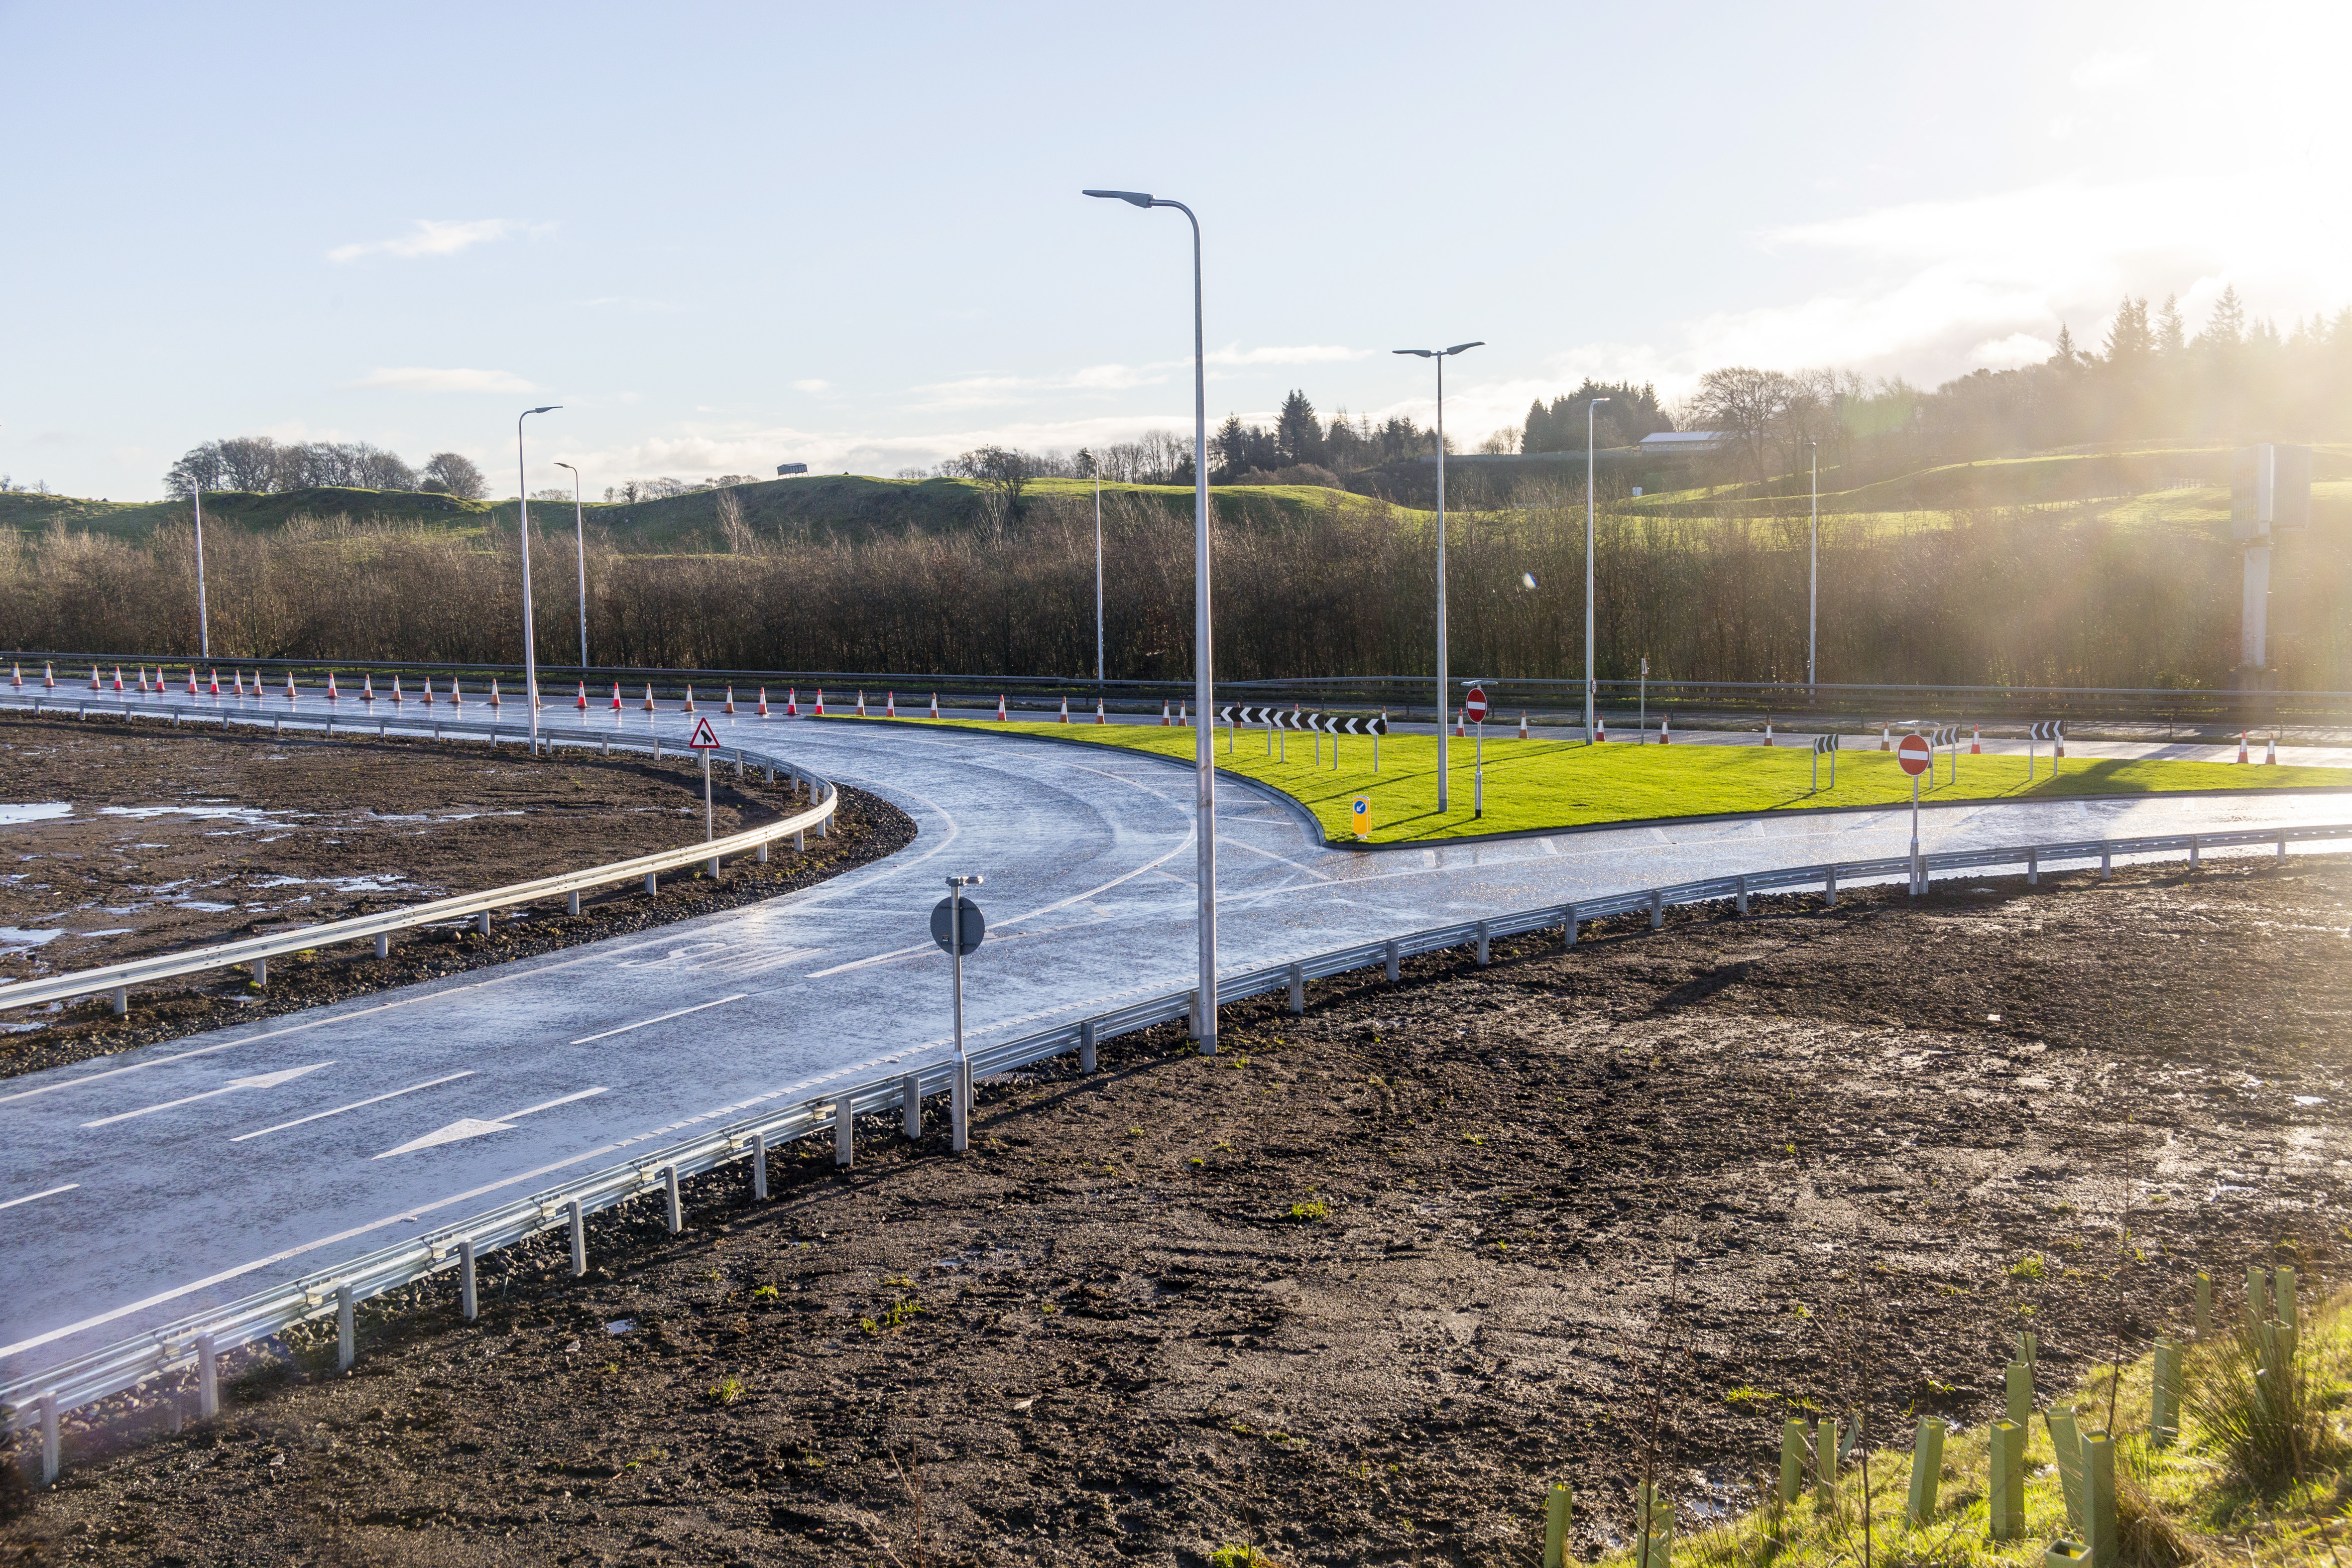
[372,1086,609,1159]
[228,1071,476,1143]
[0,1183,79,1213]
[570,994,747,1045]
[79,1062,335,1129]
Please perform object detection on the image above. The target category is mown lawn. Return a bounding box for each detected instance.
[878,719,2352,844]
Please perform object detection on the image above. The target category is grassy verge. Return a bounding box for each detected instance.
[880,718,2352,844]
[1614,1285,2352,1567]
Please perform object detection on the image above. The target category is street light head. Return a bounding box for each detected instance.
[1591,396,1611,405]
[1443,341,1484,357]
[1082,189,1155,208]
[1393,349,1434,358]
[552,460,576,472]
[526,405,561,415]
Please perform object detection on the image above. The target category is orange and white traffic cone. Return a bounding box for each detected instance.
[362,675,376,703]
[2265,731,2278,764]
[282,671,297,702]
[1096,699,1107,724]
[886,691,898,719]
[2054,729,2065,759]
[1879,724,1890,751]
[1161,701,1171,726]
[681,685,695,713]
[1970,726,1982,755]
[1596,716,1608,742]
[450,678,464,708]
[2236,730,2249,763]
[814,688,826,716]
[87,664,100,691]
[723,686,737,715]
[611,683,624,711]
[1454,708,1465,738]
[642,683,656,713]
[1178,702,1188,728]
[235,670,248,699]
[1058,695,1069,724]
[113,666,125,693]
[785,687,798,717]
[391,675,404,704]
[996,694,1007,721]
[928,693,939,720]
[1659,715,1671,744]
[576,682,588,710]
[6,662,18,689]
[1518,710,1529,740]
[487,678,502,708]
[43,661,55,689]
[185,668,197,696]
[856,690,867,718]
[207,669,220,697]
[1763,718,1773,746]
[757,688,770,718]
[327,673,342,702]
[420,676,433,705]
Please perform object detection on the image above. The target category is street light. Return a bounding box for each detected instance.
[516,405,562,747]
[1808,439,1819,694]
[553,460,589,670]
[1080,447,1104,684]
[191,483,210,660]
[1584,396,1610,742]
[1083,187,1218,1053]
[1393,340,1483,808]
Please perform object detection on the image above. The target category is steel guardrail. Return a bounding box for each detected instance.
[7,815,2347,1452]
[0,693,837,1013]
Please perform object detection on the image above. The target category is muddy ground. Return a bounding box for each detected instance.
[0,711,912,1079]
[4,857,2349,1568]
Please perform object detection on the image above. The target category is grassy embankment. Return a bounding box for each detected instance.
[1591,1286,2351,1568]
[882,718,2352,844]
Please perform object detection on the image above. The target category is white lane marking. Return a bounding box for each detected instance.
[0,1182,79,1212]
[372,1085,609,1159]
[570,994,747,1045]
[228,1071,476,1143]
[79,1062,335,1129]
[1539,838,1558,855]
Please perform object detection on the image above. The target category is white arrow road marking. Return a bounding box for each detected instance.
[569,994,746,1046]
[228,1071,476,1143]
[372,1086,608,1159]
[0,1182,79,1212]
[79,1062,336,1129]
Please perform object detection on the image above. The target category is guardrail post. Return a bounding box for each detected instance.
[1735,875,1748,916]
[1648,890,1664,930]
[764,763,775,783]
[39,1391,58,1486]
[2189,833,2200,868]
[645,872,659,895]
[251,956,267,987]
[756,843,769,864]
[706,854,720,879]
[559,1197,586,1276]
[1385,939,1401,982]
[664,1166,684,1232]
[2027,847,2039,887]
[459,1238,478,1321]
[111,985,126,1015]
[952,1059,972,1153]
[335,1282,356,1369]
[475,910,491,936]
[901,1074,922,1136]
[2278,831,2288,862]
[794,828,806,852]
[1187,988,1205,1042]
[1079,1020,1097,1073]
[1562,904,1577,947]
[834,1100,854,1167]
[1475,921,1491,965]
[1288,962,1306,1011]
[1825,867,1838,908]
[567,890,581,916]
[196,1331,219,1419]
[2101,846,2112,880]
[374,934,389,959]
[748,1134,769,1202]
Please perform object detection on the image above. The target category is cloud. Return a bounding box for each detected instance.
[2070,50,2151,91]
[792,379,831,394]
[353,366,539,393]
[327,219,519,263]
[1203,344,1372,367]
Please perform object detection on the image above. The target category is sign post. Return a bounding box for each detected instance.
[931,875,986,1152]
[1463,684,1490,818]
[687,715,723,844]
[1812,731,1839,792]
[1897,732,1932,893]
[1639,656,1648,741]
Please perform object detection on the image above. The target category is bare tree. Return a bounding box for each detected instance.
[420,452,488,500]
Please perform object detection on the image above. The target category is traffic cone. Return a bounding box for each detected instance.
[1880,724,1890,751]
[1659,715,1671,745]
[1178,701,1188,728]
[282,671,297,702]
[391,675,404,704]
[886,692,898,719]
[1161,701,1171,726]
[1518,710,1529,740]
[113,666,125,693]
[642,683,656,713]
[2265,731,2277,765]
[43,661,55,689]
[130,666,143,693]
[1454,708,1465,738]
[6,662,17,689]
[757,688,770,718]
[928,692,939,720]
[420,676,434,705]
[576,681,588,710]
[2054,729,2065,759]
[185,668,197,695]
[326,672,342,703]
[1596,716,1607,742]
[723,686,737,715]
[681,685,695,713]
[1970,726,1982,755]
[488,678,501,708]
[856,690,867,718]
[207,669,220,697]
[996,694,1007,721]
[2237,730,2249,763]
[450,678,464,708]
[361,674,376,703]
[1059,695,1069,724]
[785,687,798,717]
[1764,718,1774,747]
[1096,699,1107,724]
[610,683,624,711]
[236,670,249,699]
[814,688,825,717]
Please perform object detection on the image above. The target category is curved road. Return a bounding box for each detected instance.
[4,697,2349,1382]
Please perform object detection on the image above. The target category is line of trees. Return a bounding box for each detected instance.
[5,490,2339,692]
[164,438,487,500]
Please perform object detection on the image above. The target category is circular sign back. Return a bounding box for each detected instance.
[930,897,986,956]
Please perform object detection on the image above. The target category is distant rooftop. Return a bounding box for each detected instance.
[1639,431,1734,453]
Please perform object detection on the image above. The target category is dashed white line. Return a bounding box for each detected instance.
[0,1183,78,1212]
[570,994,747,1045]
[228,1071,476,1143]
[79,1062,336,1129]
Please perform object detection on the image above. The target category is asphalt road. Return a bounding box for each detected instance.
[4,692,2350,1384]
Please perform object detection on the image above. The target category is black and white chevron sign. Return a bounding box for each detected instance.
[1931,725,1961,747]
[1812,733,1840,754]
[1217,706,1387,735]
[2030,720,2064,741]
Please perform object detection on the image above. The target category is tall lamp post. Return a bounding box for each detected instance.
[516,405,562,748]
[1807,439,1818,694]
[553,460,590,670]
[1083,188,1218,1053]
[192,483,211,660]
[1082,448,1104,684]
[1584,396,1610,742]
[1393,341,1482,807]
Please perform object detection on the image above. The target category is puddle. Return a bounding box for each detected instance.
[0,928,65,953]
[0,804,73,827]
[100,805,292,826]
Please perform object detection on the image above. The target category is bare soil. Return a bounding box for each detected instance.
[3,858,2349,1568]
[0,711,912,1079]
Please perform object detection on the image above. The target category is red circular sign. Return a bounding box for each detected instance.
[1463,687,1489,724]
[1896,732,1932,776]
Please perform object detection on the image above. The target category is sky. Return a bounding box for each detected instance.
[4,0,2349,501]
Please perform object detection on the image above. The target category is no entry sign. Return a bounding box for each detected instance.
[1463,686,1489,724]
[1896,732,1932,776]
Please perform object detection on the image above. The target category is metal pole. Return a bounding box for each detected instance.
[950,879,966,1062]
[1910,770,1921,891]
[1094,457,1104,685]
[557,461,588,669]
[192,484,210,660]
[517,405,561,748]
[1585,397,1610,742]
[1176,201,1217,1055]
[1809,441,1819,693]
[704,750,712,843]
[1435,352,1448,811]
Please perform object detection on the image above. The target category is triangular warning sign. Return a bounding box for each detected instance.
[687,715,721,749]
